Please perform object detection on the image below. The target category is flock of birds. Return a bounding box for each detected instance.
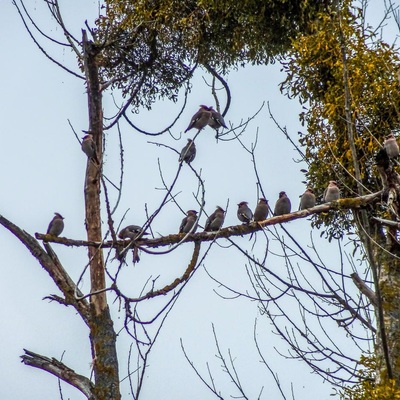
[45,107,400,242]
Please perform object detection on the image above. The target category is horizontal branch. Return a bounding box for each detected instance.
[372,216,400,229]
[35,191,382,249]
[21,349,94,399]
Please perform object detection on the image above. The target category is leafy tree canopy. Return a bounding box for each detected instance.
[280,2,400,238]
[95,0,331,109]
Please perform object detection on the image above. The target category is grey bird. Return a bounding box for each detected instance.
[118,225,149,240]
[81,133,99,164]
[299,188,316,210]
[179,139,196,163]
[204,206,225,231]
[384,133,399,158]
[323,181,340,202]
[237,201,253,224]
[274,191,291,216]
[253,198,269,221]
[208,108,228,130]
[47,212,64,237]
[185,105,212,132]
[179,210,198,233]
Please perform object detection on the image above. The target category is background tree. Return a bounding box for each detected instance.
[281,0,400,397]
[1,0,399,399]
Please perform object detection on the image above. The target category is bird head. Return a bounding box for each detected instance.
[54,212,64,219]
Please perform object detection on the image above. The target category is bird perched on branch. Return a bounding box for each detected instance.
[274,191,291,216]
[237,201,253,224]
[384,133,399,158]
[208,108,228,130]
[185,105,213,132]
[323,181,340,202]
[253,198,269,221]
[299,188,316,210]
[47,213,64,237]
[179,139,196,164]
[81,132,100,164]
[179,210,198,233]
[204,206,225,231]
[118,225,149,240]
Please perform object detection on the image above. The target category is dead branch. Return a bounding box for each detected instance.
[21,349,94,399]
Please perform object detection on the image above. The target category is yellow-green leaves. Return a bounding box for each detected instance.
[281,2,400,237]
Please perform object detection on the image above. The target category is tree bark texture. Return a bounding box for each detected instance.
[82,30,121,400]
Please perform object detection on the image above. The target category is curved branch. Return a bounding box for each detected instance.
[21,349,94,399]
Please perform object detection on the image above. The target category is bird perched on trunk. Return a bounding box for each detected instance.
[204,206,225,231]
[208,108,228,130]
[384,133,399,158]
[237,201,253,224]
[299,188,316,210]
[118,225,149,240]
[179,139,196,164]
[185,105,212,132]
[323,181,340,202]
[274,191,291,216]
[47,213,64,237]
[179,210,198,233]
[81,132,99,163]
[253,198,269,221]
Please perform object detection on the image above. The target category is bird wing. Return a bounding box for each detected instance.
[211,110,227,129]
[185,109,203,132]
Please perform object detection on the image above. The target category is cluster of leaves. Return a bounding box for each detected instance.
[94,0,332,110]
[342,356,400,400]
[280,2,400,238]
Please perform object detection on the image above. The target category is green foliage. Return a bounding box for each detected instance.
[280,2,400,238]
[342,356,400,400]
[95,0,332,109]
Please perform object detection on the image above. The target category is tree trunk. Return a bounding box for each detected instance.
[82,30,121,400]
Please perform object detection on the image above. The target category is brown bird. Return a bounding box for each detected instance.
[208,108,228,130]
[253,198,269,221]
[299,188,316,210]
[384,133,399,158]
[185,105,212,132]
[179,210,198,233]
[323,181,340,202]
[204,206,225,231]
[47,212,64,237]
[237,201,253,224]
[179,139,196,163]
[274,191,291,216]
[81,132,99,163]
[118,225,149,240]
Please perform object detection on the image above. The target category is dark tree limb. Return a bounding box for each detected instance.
[21,349,94,399]
[0,214,91,325]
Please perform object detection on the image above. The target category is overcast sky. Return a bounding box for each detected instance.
[1,1,398,399]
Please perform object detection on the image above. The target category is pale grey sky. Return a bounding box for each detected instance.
[0,1,397,399]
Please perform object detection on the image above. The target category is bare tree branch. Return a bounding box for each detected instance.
[21,349,94,399]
